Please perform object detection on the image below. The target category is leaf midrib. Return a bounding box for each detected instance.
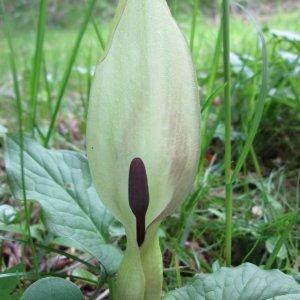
[10,137,105,243]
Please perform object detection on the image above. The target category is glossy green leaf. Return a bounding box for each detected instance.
[164,263,300,300]
[4,134,122,275]
[21,277,84,300]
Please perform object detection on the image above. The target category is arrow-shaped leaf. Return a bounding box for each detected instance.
[4,134,122,275]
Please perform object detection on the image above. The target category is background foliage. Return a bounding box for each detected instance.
[0,0,299,298]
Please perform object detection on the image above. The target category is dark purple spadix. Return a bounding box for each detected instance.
[128,157,149,247]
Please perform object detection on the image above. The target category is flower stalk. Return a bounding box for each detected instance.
[222,0,233,267]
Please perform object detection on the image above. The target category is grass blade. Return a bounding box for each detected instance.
[230,2,269,184]
[190,0,198,53]
[44,0,97,147]
[42,58,53,118]
[92,16,106,51]
[198,22,223,173]
[265,214,297,269]
[29,0,48,133]
[0,235,101,274]
[222,0,233,267]
[201,83,226,113]
[6,29,39,276]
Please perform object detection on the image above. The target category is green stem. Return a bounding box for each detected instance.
[30,0,48,133]
[92,16,106,51]
[172,0,177,17]
[115,228,162,300]
[198,22,223,174]
[190,0,198,53]
[141,232,162,300]
[174,254,182,287]
[42,58,53,119]
[44,0,97,147]
[7,31,39,276]
[0,240,3,271]
[222,0,232,267]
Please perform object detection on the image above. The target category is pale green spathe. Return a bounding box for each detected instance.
[87,0,200,235]
[87,0,200,298]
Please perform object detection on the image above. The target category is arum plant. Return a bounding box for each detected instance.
[86,0,200,299]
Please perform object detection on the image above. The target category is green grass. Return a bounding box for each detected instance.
[222,0,233,267]
[1,6,300,81]
[29,0,47,133]
[6,22,39,276]
[44,0,98,146]
[0,0,299,297]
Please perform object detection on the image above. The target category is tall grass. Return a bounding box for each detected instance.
[222,0,233,267]
[6,27,39,276]
[199,23,223,169]
[44,0,98,147]
[190,0,199,54]
[230,3,268,184]
[1,0,100,278]
[29,0,47,134]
